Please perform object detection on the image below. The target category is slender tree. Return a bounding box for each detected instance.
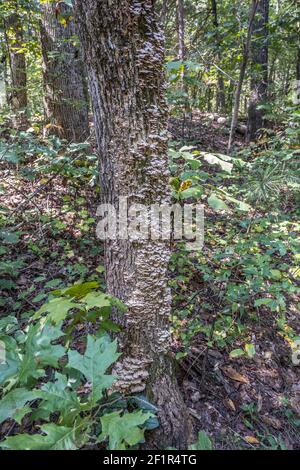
[247,0,269,141]
[74,0,190,448]
[4,4,29,130]
[296,44,300,82]
[176,0,186,62]
[40,1,89,142]
[160,0,168,28]
[228,0,258,152]
[211,0,226,113]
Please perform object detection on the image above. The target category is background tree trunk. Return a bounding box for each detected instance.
[228,0,258,152]
[160,0,168,30]
[176,0,189,134]
[74,0,190,449]
[4,10,29,130]
[40,1,89,142]
[296,44,300,81]
[211,0,226,113]
[247,0,269,141]
[176,0,186,61]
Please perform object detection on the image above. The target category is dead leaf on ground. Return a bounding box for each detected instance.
[222,366,249,384]
[224,398,236,412]
[261,415,282,430]
[244,436,260,445]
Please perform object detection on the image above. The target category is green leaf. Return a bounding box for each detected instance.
[99,319,121,333]
[61,281,99,299]
[189,431,213,450]
[99,410,152,450]
[82,292,111,310]
[229,349,245,358]
[220,192,251,212]
[1,424,78,450]
[202,152,233,173]
[245,343,256,358]
[32,297,78,324]
[269,269,282,280]
[0,231,19,244]
[0,336,21,387]
[0,388,44,424]
[208,193,229,211]
[68,335,120,403]
[180,186,203,200]
[17,323,66,386]
[35,373,81,424]
[254,297,273,307]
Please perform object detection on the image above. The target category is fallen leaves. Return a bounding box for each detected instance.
[244,436,260,445]
[222,367,250,384]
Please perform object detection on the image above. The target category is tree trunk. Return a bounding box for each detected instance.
[211,0,226,113]
[74,0,190,449]
[40,1,89,142]
[176,0,189,133]
[176,0,186,61]
[247,0,269,141]
[4,10,29,130]
[296,44,300,81]
[228,0,258,152]
[160,0,168,29]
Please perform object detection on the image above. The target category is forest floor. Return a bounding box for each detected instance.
[0,113,299,449]
[169,113,300,450]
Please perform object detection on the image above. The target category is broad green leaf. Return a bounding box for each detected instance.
[99,319,121,333]
[18,323,65,386]
[68,335,120,403]
[1,424,78,450]
[0,388,44,424]
[229,349,245,358]
[61,281,99,299]
[32,298,78,324]
[245,343,256,358]
[220,192,251,212]
[34,373,81,423]
[269,269,282,280]
[82,292,111,310]
[99,410,152,450]
[180,186,203,200]
[208,193,229,211]
[254,298,273,307]
[0,336,21,387]
[189,431,213,450]
[0,231,19,244]
[202,152,233,173]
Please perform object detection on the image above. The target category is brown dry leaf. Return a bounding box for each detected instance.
[224,398,236,412]
[261,415,282,430]
[244,436,260,445]
[222,366,249,384]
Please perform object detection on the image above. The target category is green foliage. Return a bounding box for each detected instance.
[0,283,154,451]
[99,410,153,450]
[170,138,299,355]
[189,431,213,451]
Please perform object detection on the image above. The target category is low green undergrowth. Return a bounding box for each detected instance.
[169,109,300,358]
[0,282,157,450]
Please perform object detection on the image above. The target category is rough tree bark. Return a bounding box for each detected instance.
[247,0,269,141]
[4,8,29,130]
[211,0,226,113]
[74,0,190,449]
[228,0,258,152]
[40,1,89,142]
